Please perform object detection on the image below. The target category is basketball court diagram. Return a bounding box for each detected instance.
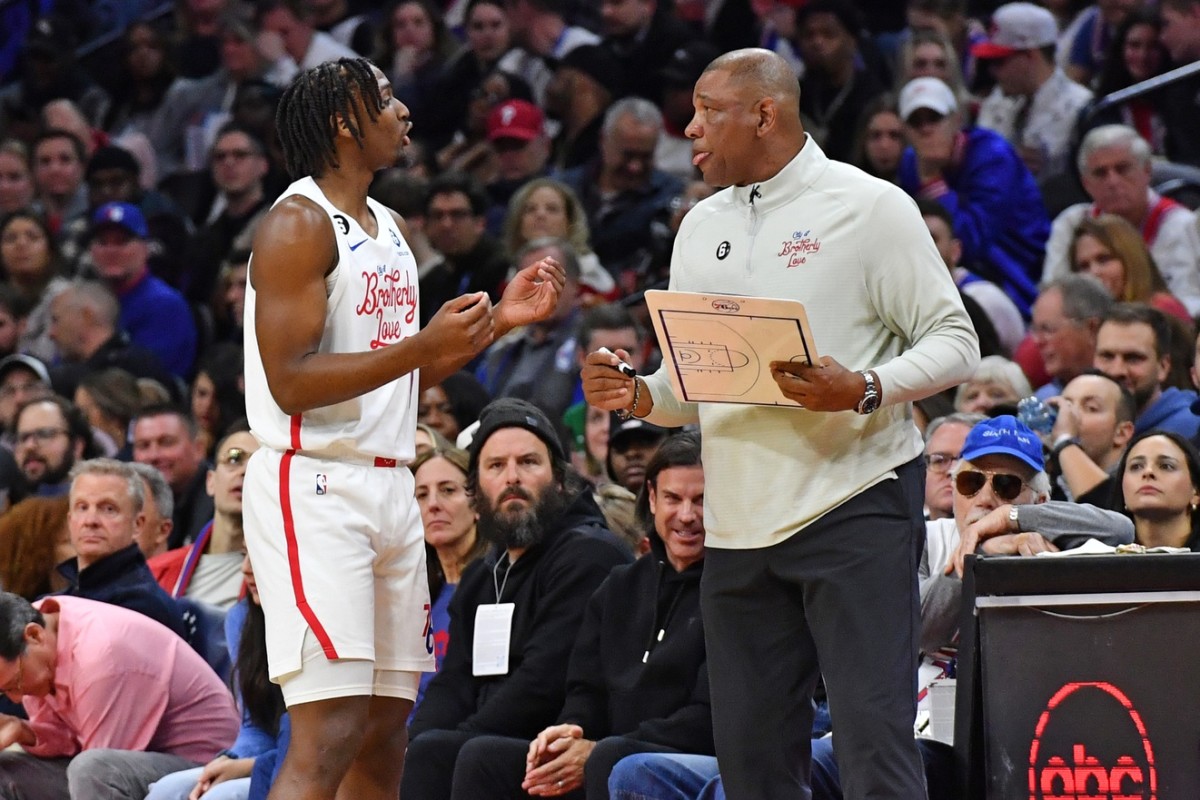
[652,306,817,406]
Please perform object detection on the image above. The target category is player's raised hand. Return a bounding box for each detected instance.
[422,292,494,361]
[495,257,566,333]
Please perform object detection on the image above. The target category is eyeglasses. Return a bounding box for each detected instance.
[217,447,251,468]
[15,427,68,447]
[1,653,24,697]
[954,469,1028,501]
[0,382,44,399]
[923,452,959,474]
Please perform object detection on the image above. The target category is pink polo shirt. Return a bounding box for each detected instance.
[24,596,239,763]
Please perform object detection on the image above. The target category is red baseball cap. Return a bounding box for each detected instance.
[487,100,544,143]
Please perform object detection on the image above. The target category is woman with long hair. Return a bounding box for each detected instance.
[850,95,904,183]
[1069,214,1190,322]
[1087,10,1171,154]
[410,446,488,712]
[103,22,177,142]
[377,0,461,136]
[0,209,68,362]
[502,177,616,301]
[1116,430,1200,550]
[145,555,289,799]
[191,343,247,459]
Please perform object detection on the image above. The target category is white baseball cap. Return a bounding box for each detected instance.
[972,2,1059,59]
[899,77,958,121]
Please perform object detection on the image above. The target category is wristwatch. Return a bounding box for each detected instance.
[1008,505,1020,532]
[855,370,880,415]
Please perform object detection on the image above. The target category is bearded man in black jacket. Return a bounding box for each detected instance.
[402,399,631,799]
[438,430,712,799]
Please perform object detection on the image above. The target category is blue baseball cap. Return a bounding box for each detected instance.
[90,202,148,239]
[959,415,1044,472]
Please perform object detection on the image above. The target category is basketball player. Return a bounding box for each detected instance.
[242,58,564,800]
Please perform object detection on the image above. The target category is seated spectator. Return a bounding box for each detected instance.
[131,462,175,560]
[102,22,177,146]
[1117,430,1200,550]
[211,249,251,344]
[448,431,712,799]
[906,0,989,94]
[1060,0,1137,89]
[938,414,1134,581]
[1080,10,1171,156]
[973,2,1092,180]
[144,555,289,800]
[502,177,616,301]
[850,94,904,183]
[545,45,623,173]
[1042,125,1200,315]
[593,483,644,555]
[0,140,35,215]
[410,446,488,714]
[923,412,986,520]
[0,594,239,800]
[898,77,1050,316]
[149,427,257,610]
[74,368,143,458]
[86,202,198,378]
[475,238,583,422]
[403,399,632,799]
[607,415,669,496]
[1095,304,1199,438]
[1158,0,1200,168]
[954,355,1032,414]
[1030,274,1113,400]
[795,0,887,163]
[418,371,491,444]
[420,172,511,327]
[416,422,454,457]
[132,405,215,549]
[895,29,969,103]
[0,209,69,364]
[557,98,683,285]
[657,43,721,183]
[497,0,599,108]
[0,496,71,600]
[1044,371,1135,505]
[376,0,460,132]
[483,99,552,234]
[0,354,52,447]
[598,0,692,102]
[255,0,358,85]
[1068,214,1190,323]
[57,458,185,637]
[13,396,95,500]
[47,280,179,403]
[191,344,247,460]
[919,198,1022,356]
[29,129,89,240]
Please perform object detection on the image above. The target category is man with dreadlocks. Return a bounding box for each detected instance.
[241,57,565,800]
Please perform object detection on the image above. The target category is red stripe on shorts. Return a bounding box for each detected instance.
[279,441,339,659]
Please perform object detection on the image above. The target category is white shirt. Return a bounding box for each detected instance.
[1042,191,1200,315]
[977,68,1093,180]
[641,137,980,549]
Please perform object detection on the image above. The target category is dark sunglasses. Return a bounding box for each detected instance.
[954,469,1027,502]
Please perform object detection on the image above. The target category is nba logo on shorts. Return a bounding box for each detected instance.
[315,474,327,495]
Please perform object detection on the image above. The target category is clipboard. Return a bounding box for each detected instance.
[644,289,820,406]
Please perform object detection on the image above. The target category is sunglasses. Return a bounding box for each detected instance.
[954,469,1027,501]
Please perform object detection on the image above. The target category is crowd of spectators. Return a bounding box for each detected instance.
[2,0,1200,796]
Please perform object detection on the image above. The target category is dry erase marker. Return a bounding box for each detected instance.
[597,347,637,378]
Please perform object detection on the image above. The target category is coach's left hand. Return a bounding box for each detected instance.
[770,356,867,411]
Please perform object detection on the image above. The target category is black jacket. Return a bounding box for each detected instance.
[55,543,185,636]
[410,489,631,740]
[558,531,713,753]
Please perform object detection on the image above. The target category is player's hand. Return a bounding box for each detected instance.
[421,292,494,361]
[495,257,566,334]
[769,356,866,411]
[582,349,636,412]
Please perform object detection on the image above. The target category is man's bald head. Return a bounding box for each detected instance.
[703,48,801,117]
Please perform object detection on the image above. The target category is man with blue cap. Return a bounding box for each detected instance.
[87,202,197,378]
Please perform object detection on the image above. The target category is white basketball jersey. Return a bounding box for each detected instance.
[244,177,421,461]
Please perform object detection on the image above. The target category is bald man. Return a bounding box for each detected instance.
[584,48,979,799]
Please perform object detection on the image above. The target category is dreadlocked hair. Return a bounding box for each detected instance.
[276,57,384,179]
